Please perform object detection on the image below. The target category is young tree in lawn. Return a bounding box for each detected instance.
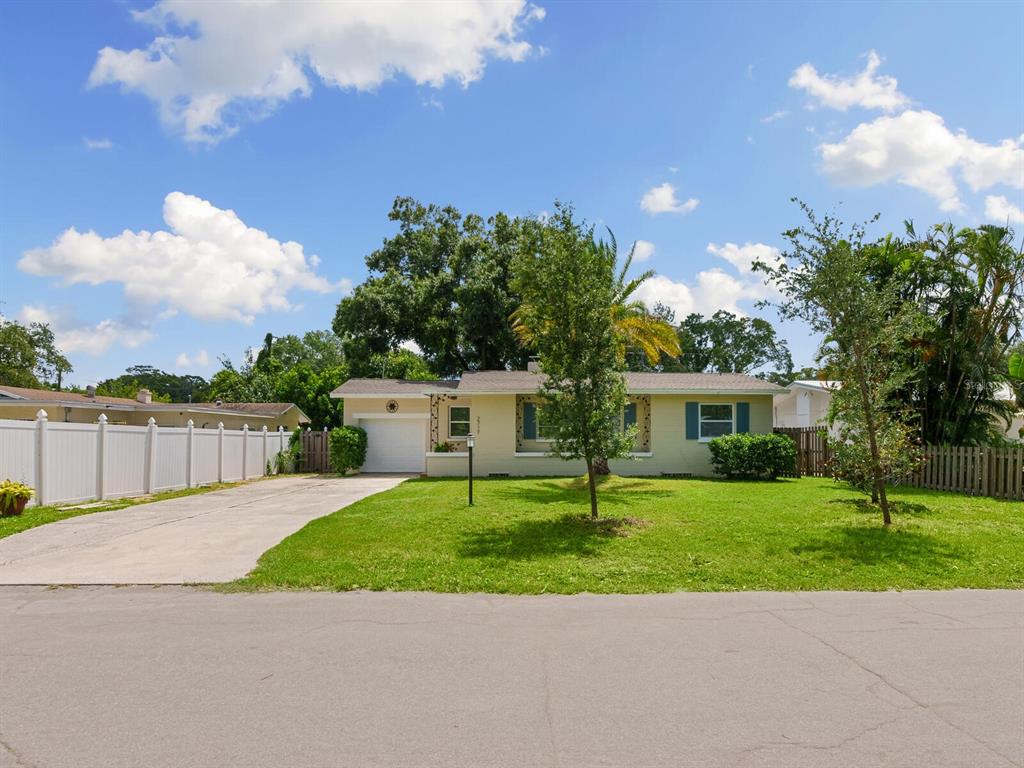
[756,202,925,525]
[512,205,634,519]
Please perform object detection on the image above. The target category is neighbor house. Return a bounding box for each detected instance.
[773,379,840,431]
[332,369,786,476]
[0,385,310,431]
[772,379,1023,442]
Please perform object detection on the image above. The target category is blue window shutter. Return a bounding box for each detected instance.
[736,402,750,434]
[623,402,637,429]
[523,402,537,439]
[685,401,699,440]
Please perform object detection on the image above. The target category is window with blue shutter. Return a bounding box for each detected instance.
[523,402,537,439]
[736,402,750,434]
[623,402,637,429]
[685,401,699,440]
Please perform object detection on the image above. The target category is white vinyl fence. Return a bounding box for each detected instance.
[0,411,290,507]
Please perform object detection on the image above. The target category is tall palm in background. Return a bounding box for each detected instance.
[513,234,680,365]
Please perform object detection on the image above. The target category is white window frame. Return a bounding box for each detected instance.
[447,405,472,439]
[534,405,557,442]
[698,402,734,442]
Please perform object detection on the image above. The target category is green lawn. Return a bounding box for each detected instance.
[0,480,265,540]
[230,475,1024,593]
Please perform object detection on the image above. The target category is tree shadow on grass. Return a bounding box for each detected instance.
[489,477,674,508]
[458,513,647,561]
[828,498,935,516]
[791,525,967,567]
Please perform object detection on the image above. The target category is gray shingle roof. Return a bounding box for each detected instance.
[333,371,785,396]
[331,378,459,396]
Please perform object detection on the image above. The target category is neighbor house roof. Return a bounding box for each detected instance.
[331,378,459,398]
[0,385,310,423]
[333,371,786,397]
[784,380,841,393]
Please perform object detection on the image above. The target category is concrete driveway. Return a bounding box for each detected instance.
[0,475,406,584]
[0,588,1020,768]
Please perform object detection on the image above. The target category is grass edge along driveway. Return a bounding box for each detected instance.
[229,475,1024,593]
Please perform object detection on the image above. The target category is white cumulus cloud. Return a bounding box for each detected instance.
[175,349,211,369]
[640,182,699,215]
[19,192,347,325]
[789,50,908,112]
[818,110,1024,212]
[632,241,780,321]
[985,195,1024,225]
[19,305,153,356]
[706,242,783,275]
[88,0,545,143]
[630,240,655,262]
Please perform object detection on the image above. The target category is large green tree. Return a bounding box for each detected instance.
[0,319,73,389]
[758,203,926,525]
[655,309,793,378]
[333,197,530,376]
[512,204,634,519]
[97,365,209,402]
[209,330,358,428]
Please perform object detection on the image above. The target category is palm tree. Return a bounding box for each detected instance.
[513,234,680,365]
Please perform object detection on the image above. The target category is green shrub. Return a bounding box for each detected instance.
[433,441,455,453]
[329,426,368,474]
[708,433,797,480]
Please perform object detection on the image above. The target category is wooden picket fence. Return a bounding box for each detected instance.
[914,444,1023,501]
[773,427,831,478]
[774,427,1024,501]
[298,428,331,472]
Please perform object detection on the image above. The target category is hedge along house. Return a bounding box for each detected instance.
[332,370,787,476]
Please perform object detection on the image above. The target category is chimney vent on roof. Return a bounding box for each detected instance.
[86,385,96,399]
[136,389,152,405]
[527,360,542,373]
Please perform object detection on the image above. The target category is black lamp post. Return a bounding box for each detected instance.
[466,433,475,505]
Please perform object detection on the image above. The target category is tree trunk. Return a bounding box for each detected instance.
[593,456,610,475]
[854,354,891,526]
[585,456,599,519]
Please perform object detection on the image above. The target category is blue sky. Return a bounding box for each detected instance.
[1,0,1021,385]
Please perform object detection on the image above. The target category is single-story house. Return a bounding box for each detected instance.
[773,379,840,430]
[0,385,310,431]
[332,369,787,476]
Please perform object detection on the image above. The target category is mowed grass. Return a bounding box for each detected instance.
[230,476,1024,593]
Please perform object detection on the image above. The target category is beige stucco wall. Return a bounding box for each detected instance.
[0,404,304,431]
[425,393,774,478]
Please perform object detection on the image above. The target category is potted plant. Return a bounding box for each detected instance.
[0,480,33,516]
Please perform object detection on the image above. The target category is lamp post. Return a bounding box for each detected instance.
[466,433,475,505]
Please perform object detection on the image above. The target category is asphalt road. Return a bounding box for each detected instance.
[0,475,407,584]
[1,587,1020,768]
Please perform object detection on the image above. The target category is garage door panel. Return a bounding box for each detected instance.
[360,419,426,473]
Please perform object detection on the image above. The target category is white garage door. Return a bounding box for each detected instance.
[360,418,427,473]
